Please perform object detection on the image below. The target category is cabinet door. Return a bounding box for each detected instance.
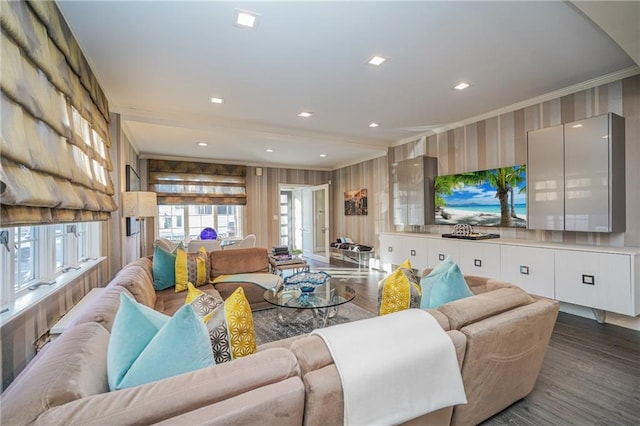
[500,245,555,298]
[402,236,429,272]
[379,234,405,269]
[554,250,632,315]
[427,239,459,268]
[458,242,501,278]
[527,125,564,231]
[564,115,610,232]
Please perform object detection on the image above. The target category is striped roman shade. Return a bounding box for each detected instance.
[148,159,247,206]
[0,1,116,227]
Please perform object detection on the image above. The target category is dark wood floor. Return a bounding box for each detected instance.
[307,257,640,425]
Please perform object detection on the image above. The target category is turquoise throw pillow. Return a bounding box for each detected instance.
[107,293,214,391]
[153,244,178,290]
[419,257,473,309]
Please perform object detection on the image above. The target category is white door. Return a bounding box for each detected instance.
[299,188,313,258]
[310,184,330,263]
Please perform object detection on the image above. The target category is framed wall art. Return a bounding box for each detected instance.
[344,189,368,216]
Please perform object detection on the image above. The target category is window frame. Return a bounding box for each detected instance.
[157,204,244,242]
[0,222,101,307]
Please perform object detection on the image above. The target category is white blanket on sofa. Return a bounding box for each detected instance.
[311,309,467,426]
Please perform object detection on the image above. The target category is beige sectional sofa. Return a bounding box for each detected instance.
[1,253,559,425]
[284,272,559,426]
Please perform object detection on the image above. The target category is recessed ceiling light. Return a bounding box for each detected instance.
[368,55,387,66]
[572,124,583,128]
[320,154,327,158]
[265,148,274,153]
[210,97,224,104]
[235,9,259,28]
[297,111,313,118]
[197,142,208,147]
[369,122,380,128]
[454,82,470,90]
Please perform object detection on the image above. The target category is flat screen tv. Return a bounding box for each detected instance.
[435,165,526,228]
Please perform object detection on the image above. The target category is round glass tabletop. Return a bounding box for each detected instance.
[263,281,356,310]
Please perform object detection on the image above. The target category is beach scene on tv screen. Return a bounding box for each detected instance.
[435,165,526,228]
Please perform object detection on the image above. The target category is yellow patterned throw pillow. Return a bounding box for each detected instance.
[185,282,224,323]
[378,259,422,316]
[175,247,209,292]
[185,286,256,364]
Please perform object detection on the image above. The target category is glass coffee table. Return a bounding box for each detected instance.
[263,281,356,328]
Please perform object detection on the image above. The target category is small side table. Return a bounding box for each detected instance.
[269,257,310,276]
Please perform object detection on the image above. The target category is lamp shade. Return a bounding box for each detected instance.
[122,191,157,218]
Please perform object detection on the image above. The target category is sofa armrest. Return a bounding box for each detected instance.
[33,348,301,425]
[451,298,559,426]
[438,287,534,330]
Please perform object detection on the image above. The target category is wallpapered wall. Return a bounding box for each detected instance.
[245,166,330,248]
[330,156,388,249]
[331,75,640,250]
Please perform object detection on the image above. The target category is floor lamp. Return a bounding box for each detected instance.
[122,191,157,257]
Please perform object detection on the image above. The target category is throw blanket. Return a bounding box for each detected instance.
[311,309,467,426]
[212,273,282,290]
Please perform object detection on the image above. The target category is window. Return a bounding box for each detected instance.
[1,222,101,307]
[216,205,239,238]
[157,204,244,242]
[14,227,36,292]
[55,224,65,271]
[280,191,292,247]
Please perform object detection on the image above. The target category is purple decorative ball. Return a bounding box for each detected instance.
[199,227,217,240]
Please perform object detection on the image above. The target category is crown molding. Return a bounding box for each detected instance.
[393,66,640,146]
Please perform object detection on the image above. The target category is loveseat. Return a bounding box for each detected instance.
[1,254,558,426]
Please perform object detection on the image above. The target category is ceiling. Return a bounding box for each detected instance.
[56,1,639,171]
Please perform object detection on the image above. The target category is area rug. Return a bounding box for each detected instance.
[253,303,375,345]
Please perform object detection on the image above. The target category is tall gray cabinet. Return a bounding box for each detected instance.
[392,156,438,226]
[527,112,625,233]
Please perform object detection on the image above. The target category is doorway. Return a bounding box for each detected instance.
[279,184,330,263]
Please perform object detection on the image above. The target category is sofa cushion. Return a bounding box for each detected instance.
[112,257,157,307]
[155,284,222,316]
[69,285,132,332]
[205,287,257,364]
[107,293,214,390]
[420,257,473,309]
[153,244,178,291]
[437,287,535,330]
[209,247,269,278]
[377,259,422,315]
[175,247,210,292]
[0,322,110,425]
[155,237,178,252]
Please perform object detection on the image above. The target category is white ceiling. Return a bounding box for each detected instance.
[56,1,639,171]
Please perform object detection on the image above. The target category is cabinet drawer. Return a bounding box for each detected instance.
[554,250,632,315]
[500,245,555,298]
[379,234,405,269]
[402,236,429,272]
[427,239,459,268]
[458,242,501,278]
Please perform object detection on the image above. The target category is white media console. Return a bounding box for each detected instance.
[379,232,640,320]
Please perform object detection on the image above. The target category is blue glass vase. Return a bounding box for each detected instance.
[199,227,217,240]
